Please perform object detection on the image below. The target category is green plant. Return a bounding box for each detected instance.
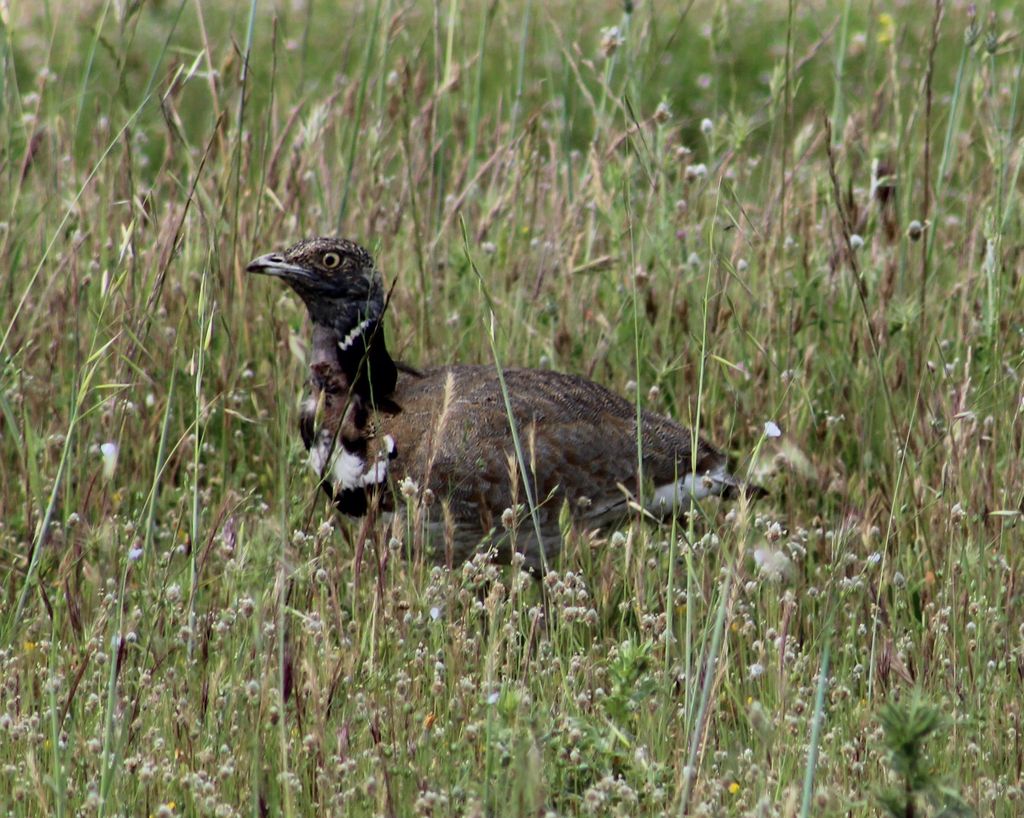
[876,694,971,818]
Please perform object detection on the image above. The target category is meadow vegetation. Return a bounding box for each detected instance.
[1,0,1022,815]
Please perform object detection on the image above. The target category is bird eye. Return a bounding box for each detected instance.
[322,252,341,269]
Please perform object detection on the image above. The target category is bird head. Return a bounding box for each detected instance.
[246,237,385,332]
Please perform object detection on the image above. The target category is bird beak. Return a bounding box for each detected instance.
[245,253,314,281]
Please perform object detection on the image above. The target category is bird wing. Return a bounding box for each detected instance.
[378,366,728,532]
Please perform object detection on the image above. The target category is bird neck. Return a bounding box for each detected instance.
[312,312,398,402]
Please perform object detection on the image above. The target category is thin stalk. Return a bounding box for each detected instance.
[624,182,644,509]
[777,0,795,254]
[337,0,384,227]
[142,349,178,555]
[829,0,852,146]
[4,327,119,642]
[228,0,259,266]
[96,555,131,816]
[371,0,395,123]
[925,10,977,269]
[139,0,188,103]
[824,119,903,452]
[187,261,215,660]
[267,270,295,818]
[73,0,113,144]
[47,606,66,818]
[276,538,295,818]
[677,573,731,817]
[680,185,722,729]
[984,40,1024,345]
[466,1,494,176]
[251,14,278,247]
[461,218,548,574]
[593,4,631,140]
[866,403,917,701]
[917,0,942,367]
[799,638,832,818]
[998,46,1024,236]
[508,0,533,138]
[0,87,166,359]
[483,688,497,812]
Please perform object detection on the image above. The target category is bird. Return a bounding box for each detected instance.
[247,236,764,573]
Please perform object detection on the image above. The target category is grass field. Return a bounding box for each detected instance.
[2,0,1023,815]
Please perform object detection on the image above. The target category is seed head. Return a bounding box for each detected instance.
[599,26,624,58]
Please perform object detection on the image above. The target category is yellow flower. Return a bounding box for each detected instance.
[878,13,895,44]
[729,781,741,795]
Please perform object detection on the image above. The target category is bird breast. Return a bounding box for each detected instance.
[302,393,397,494]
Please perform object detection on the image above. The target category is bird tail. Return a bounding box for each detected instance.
[719,475,768,502]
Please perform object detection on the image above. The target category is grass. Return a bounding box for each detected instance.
[1,0,1023,815]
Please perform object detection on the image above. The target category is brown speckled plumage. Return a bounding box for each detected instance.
[248,237,762,571]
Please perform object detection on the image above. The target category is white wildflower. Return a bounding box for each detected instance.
[100,442,119,479]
